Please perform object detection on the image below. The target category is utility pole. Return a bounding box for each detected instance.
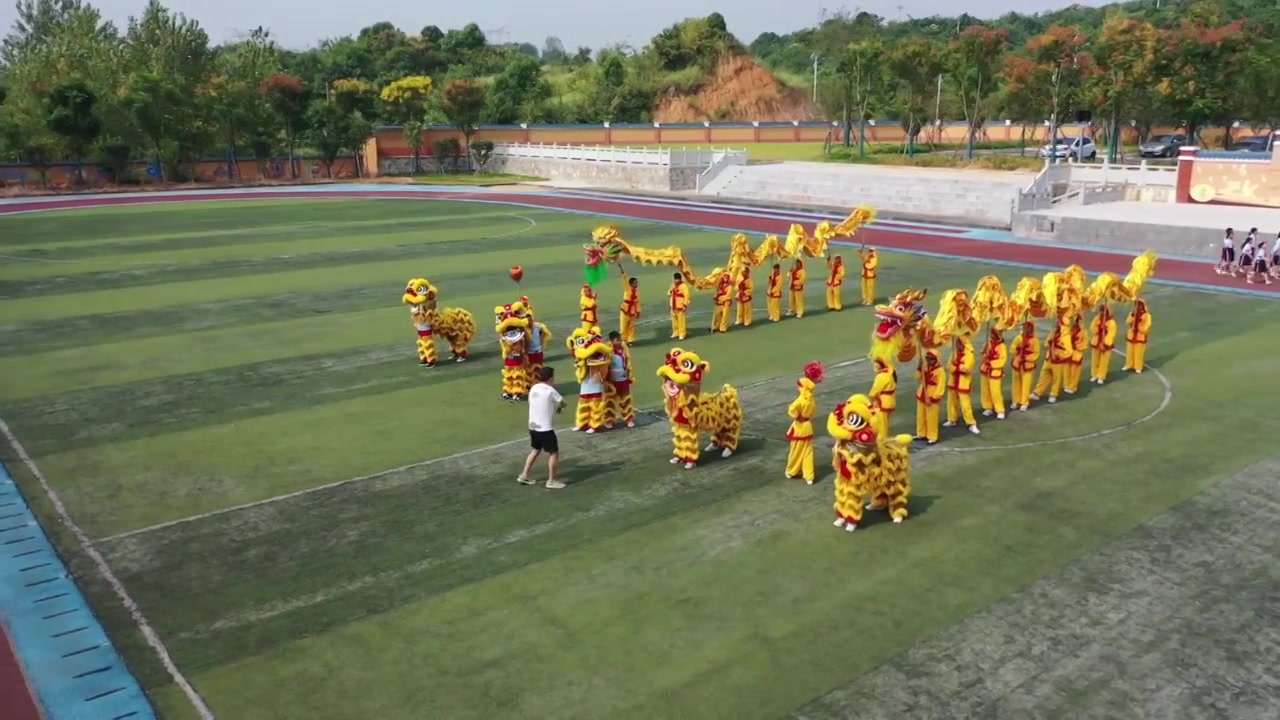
[811,52,820,102]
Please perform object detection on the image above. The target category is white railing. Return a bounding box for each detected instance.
[695,150,749,192]
[493,143,748,167]
[1064,159,1177,187]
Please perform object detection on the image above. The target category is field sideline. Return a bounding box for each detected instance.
[0,188,1278,720]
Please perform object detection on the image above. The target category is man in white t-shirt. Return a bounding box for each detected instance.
[520,366,567,489]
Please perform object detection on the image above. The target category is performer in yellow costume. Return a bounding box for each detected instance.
[979,327,1008,419]
[784,362,825,484]
[1010,321,1040,411]
[657,348,743,469]
[944,334,981,434]
[735,266,754,326]
[787,258,807,317]
[1032,322,1071,404]
[827,394,914,532]
[857,247,878,305]
[825,255,845,311]
[868,357,897,438]
[711,271,734,333]
[579,285,599,331]
[567,327,612,433]
[1089,303,1118,384]
[619,272,641,344]
[1123,298,1152,373]
[494,300,550,401]
[765,264,783,321]
[1064,315,1086,394]
[669,272,690,340]
[914,349,945,444]
[402,278,476,367]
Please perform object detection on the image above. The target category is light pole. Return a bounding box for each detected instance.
[811,52,820,103]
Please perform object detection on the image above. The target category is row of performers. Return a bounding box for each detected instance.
[582,250,881,342]
[782,299,1154,486]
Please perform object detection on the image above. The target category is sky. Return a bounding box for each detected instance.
[2,0,1109,51]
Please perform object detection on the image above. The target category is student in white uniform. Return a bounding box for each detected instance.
[519,366,567,489]
[1218,227,1235,275]
[1272,232,1280,277]
[1251,236,1273,285]
[1238,232,1255,278]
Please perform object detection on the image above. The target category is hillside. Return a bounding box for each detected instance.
[652,55,821,123]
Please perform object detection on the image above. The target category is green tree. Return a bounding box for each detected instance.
[304,100,372,178]
[208,27,280,179]
[948,26,1009,158]
[45,80,101,183]
[1087,14,1158,161]
[259,72,311,178]
[887,38,945,156]
[441,79,487,148]
[486,54,550,124]
[1154,18,1249,146]
[1238,39,1280,134]
[1024,26,1092,150]
[831,38,891,156]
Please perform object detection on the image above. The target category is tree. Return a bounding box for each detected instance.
[45,80,101,182]
[442,24,487,58]
[1024,26,1093,150]
[441,79,487,148]
[304,100,369,178]
[948,26,1009,158]
[208,27,280,179]
[1,0,82,64]
[1154,19,1248,146]
[998,55,1052,153]
[380,75,433,174]
[259,72,310,178]
[486,54,550,124]
[1086,14,1157,161]
[541,36,566,63]
[122,72,185,181]
[1238,39,1280,135]
[832,38,891,156]
[887,38,945,155]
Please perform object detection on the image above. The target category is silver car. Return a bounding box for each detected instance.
[1139,134,1186,158]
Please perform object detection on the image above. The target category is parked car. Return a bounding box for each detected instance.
[1234,134,1275,152]
[1040,137,1098,161]
[1138,134,1187,158]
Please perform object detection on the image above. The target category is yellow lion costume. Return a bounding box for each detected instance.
[402,278,477,366]
[494,300,551,401]
[567,326,612,433]
[826,394,915,532]
[656,348,743,469]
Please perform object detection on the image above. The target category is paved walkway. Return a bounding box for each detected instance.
[1028,200,1280,232]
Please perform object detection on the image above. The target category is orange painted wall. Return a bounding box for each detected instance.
[1187,157,1280,208]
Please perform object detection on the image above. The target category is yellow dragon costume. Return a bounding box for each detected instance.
[657,349,743,469]
[567,326,612,433]
[826,394,915,532]
[402,278,477,367]
[867,251,1158,427]
[494,300,552,401]
[589,207,876,290]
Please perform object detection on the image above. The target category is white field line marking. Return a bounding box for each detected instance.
[0,413,216,720]
[95,352,859,544]
[0,213,538,265]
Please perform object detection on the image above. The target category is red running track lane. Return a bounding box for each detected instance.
[2,189,1276,295]
[0,620,42,720]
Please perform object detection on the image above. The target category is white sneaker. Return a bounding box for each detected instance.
[704,442,718,452]
[982,410,993,417]
[455,356,466,363]
[996,413,1005,420]
[585,428,596,435]
[545,479,566,489]
[833,517,845,528]
[805,479,815,485]
[720,448,734,458]
[517,475,535,485]
[669,457,681,464]
[1030,393,1041,401]
[969,425,980,434]
[571,426,582,432]
[844,522,856,532]
[1048,396,1057,403]
[626,420,636,428]
[942,421,957,428]
[683,461,696,469]
[1019,404,1028,411]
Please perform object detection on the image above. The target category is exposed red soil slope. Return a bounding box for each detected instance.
[654,54,823,123]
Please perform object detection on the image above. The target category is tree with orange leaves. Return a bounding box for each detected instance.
[1087,14,1158,162]
[1153,16,1249,146]
[947,26,1009,159]
[1024,25,1093,149]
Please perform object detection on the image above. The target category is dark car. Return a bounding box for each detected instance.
[1234,134,1275,152]
[1138,134,1186,158]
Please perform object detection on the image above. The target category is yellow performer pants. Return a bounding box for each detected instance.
[826,286,843,311]
[946,389,977,427]
[1033,362,1065,399]
[766,297,782,321]
[712,302,731,332]
[581,316,597,332]
[501,365,530,398]
[736,300,752,326]
[574,395,607,431]
[867,478,909,521]
[671,422,701,463]
[979,376,1005,416]
[871,408,893,438]
[670,311,687,339]
[788,290,804,317]
[620,314,637,343]
[606,384,635,426]
[1090,349,1113,381]
[785,438,815,481]
[834,475,865,524]
[1123,342,1147,372]
[1011,370,1034,406]
[861,278,876,305]
[415,332,437,364]
[1064,361,1083,393]
[915,401,940,442]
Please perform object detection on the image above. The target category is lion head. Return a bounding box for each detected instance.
[568,327,612,381]
[494,301,532,346]
[403,278,437,308]
[827,394,878,448]
[657,347,709,399]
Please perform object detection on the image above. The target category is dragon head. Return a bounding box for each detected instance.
[827,394,879,449]
[657,348,709,399]
[494,301,532,345]
[568,326,612,368]
[403,278,437,308]
[872,288,929,343]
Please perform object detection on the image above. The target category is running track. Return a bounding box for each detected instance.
[1,186,1276,720]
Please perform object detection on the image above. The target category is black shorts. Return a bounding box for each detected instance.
[1256,258,1269,272]
[1222,247,1234,263]
[529,429,559,453]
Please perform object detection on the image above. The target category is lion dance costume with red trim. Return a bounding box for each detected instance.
[656,349,743,469]
[826,394,915,532]
[494,300,552,401]
[567,326,612,433]
[785,362,824,484]
[402,279,476,366]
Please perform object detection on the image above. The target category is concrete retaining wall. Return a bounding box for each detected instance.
[487,156,700,192]
[1012,211,1215,256]
[700,162,1030,228]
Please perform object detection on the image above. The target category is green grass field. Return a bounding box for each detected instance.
[1,198,1278,719]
